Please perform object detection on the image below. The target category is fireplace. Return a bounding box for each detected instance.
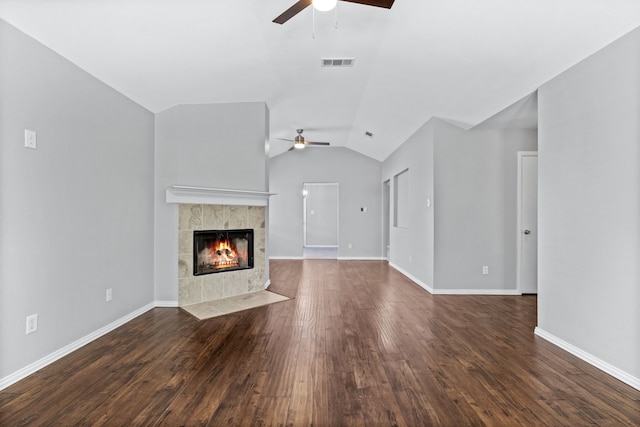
[193,229,254,275]
[175,201,268,307]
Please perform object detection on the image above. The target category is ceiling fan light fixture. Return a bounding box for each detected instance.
[278,129,330,151]
[312,0,338,12]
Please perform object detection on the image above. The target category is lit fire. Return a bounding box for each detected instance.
[207,239,239,269]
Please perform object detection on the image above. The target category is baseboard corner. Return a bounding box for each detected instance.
[388,262,434,294]
[154,300,179,307]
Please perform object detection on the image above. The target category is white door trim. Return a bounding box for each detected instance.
[382,179,390,260]
[516,151,538,294]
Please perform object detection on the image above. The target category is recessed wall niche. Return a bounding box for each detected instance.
[394,168,409,228]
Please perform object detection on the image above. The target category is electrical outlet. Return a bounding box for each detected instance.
[409,255,412,263]
[106,288,112,302]
[348,243,352,249]
[482,266,489,275]
[26,314,38,334]
[24,129,37,149]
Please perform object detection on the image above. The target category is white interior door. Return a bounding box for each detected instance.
[517,152,538,294]
[303,183,338,247]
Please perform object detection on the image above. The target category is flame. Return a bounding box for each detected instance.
[207,239,239,268]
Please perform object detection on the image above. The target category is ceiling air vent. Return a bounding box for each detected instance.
[321,58,355,67]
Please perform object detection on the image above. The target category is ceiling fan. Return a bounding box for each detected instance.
[278,129,331,151]
[273,0,395,24]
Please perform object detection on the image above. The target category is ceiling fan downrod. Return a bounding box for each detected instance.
[311,0,339,38]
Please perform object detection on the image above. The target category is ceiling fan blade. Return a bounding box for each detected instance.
[287,146,296,151]
[277,137,295,142]
[340,0,395,8]
[273,0,312,24]
[306,141,331,146]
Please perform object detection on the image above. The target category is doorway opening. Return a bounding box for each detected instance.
[303,182,339,259]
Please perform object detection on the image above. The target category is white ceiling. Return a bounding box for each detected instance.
[1,0,640,160]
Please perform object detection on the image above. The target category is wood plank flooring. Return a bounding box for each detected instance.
[1,260,639,426]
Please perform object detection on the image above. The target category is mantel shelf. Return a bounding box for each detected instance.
[166,185,276,206]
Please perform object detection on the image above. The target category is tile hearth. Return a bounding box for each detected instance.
[181,290,290,320]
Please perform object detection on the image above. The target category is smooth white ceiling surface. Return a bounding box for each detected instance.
[2,0,640,160]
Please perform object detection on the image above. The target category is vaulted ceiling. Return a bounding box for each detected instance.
[2,0,640,160]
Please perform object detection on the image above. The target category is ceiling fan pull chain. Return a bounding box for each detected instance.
[335,2,338,29]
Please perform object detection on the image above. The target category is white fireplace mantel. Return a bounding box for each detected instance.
[166,185,276,206]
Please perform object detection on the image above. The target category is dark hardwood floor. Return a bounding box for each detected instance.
[1,260,639,426]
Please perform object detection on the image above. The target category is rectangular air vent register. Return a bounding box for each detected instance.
[321,58,355,67]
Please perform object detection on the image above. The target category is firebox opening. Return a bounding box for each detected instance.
[193,229,254,276]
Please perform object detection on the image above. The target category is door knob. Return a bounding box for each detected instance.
[524,229,531,235]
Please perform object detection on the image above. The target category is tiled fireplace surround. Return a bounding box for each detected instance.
[167,186,271,308]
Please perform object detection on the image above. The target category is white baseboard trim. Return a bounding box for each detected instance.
[271,256,384,261]
[534,327,640,392]
[387,263,519,296]
[388,262,434,294]
[432,289,521,295]
[154,300,179,307]
[0,302,155,391]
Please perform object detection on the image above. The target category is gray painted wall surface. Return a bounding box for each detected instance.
[538,27,640,379]
[434,124,537,290]
[269,148,382,258]
[154,102,269,301]
[382,120,435,287]
[0,21,155,378]
[381,118,537,291]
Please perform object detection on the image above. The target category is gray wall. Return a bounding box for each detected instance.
[0,20,155,378]
[538,26,640,380]
[154,102,269,302]
[269,147,382,259]
[434,124,537,290]
[382,118,537,292]
[382,120,435,288]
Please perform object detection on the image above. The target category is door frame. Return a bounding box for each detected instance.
[382,179,390,260]
[516,151,538,294]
